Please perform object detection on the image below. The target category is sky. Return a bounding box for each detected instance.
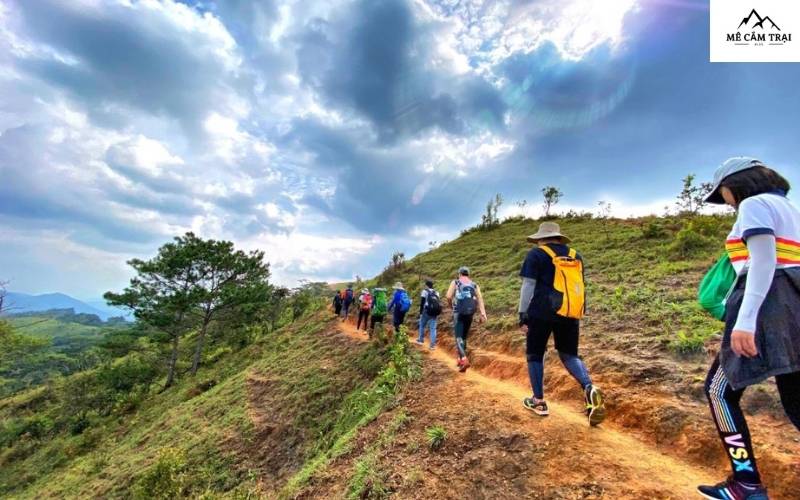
[1,0,799,300]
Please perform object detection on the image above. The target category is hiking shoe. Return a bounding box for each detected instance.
[459,356,470,372]
[584,384,606,427]
[523,397,549,416]
[429,345,436,351]
[698,477,768,499]
[415,338,424,345]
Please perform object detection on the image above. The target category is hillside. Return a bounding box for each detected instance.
[2,292,123,321]
[2,214,798,498]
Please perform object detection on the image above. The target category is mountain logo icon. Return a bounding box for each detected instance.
[737,9,781,31]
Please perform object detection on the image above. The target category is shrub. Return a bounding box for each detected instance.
[425,425,447,451]
[641,220,669,239]
[133,448,188,500]
[668,221,719,259]
[670,330,708,354]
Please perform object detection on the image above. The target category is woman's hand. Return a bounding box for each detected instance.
[480,312,487,323]
[731,330,758,358]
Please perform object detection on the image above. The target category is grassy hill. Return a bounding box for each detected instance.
[0,309,419,498]
[3,213,800,498]
[373,213,731,353]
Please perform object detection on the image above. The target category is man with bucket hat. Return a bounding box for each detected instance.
[518,221,606,426]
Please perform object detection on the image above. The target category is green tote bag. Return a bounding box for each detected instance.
[698,252,738,321]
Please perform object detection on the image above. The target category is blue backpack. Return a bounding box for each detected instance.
[399,291,412,313]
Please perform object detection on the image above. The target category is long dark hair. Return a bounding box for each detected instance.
[720,166,791,205]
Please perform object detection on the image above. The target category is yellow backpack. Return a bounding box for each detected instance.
[540,245,585,319]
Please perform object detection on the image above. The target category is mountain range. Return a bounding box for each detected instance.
[2,292,128,321]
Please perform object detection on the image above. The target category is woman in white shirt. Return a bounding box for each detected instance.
[697,157,800,500]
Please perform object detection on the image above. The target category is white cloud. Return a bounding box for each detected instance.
[415,0,639,81]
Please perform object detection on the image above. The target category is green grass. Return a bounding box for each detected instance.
[0,310,408,499]
[372,214,733,355]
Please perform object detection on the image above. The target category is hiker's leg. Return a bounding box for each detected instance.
[554,319,592,390]
[429,317,437,348]
[461,314,473,353]
[776,370,800,430]
[704,357,761,484]
[526,318,551,400]
[454,314,467,358]
[418,313,427,342]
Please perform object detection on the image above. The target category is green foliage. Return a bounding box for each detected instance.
[641,220,670,239]
[132,447,188,500]
[670,330,709,354]
[105,231,276,387]
[541,186,563,217]
[479,193,503,229]
[675,173,714,215]
[668,218,725,259]
[425,425,447,451]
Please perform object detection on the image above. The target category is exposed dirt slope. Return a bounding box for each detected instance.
[295,321,738,499]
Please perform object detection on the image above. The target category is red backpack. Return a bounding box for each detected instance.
[360,293,372,311]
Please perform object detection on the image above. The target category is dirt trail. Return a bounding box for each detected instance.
[334,320,719,498]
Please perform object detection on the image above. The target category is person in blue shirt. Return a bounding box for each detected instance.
[387,282,411,334]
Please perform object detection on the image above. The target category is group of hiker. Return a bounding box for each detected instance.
[331,157,799,499]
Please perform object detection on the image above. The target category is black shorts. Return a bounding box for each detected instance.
[526,316,580,358]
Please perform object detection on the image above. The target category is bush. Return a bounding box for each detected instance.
[133,448,188,500]
[641,220,669,239]
[96,355,158,393]
[668,221,720,259]
[425,425,447,451]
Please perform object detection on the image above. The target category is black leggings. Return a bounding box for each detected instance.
[704,356,800,484]
[454,313,474,358]
[369,315,384,337]
[357,310,369,331]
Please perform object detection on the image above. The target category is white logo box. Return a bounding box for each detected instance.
[710,0,800,62]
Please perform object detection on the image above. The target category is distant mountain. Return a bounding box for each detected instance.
[2,292,125,321]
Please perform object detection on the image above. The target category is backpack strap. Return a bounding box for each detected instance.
[568,248,576,259]
[539,245,557,259]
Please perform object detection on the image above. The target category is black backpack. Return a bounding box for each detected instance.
[455,280,477,315]
[424,290,442,317]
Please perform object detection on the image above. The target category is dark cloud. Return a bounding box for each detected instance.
[295,0,506,142]
[11,0,248,141]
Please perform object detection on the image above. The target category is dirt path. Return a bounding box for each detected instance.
[333,320,720,498]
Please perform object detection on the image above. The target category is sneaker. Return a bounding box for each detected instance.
[584,384,606,427]
[415,339,424,345]
[697,477,769,499]
[459,356,470,372]
[429,345,436,351]
[523,397,549,416]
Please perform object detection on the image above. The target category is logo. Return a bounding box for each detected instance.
[726,8,791,45]
[711,0,800,62]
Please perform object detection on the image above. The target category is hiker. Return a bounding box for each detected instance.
[342,285,354,321]
[445,267,487,372]
[517,221,606,426]
[695,158,800,500]
[332,290,343,317]
[417,279,441,349]
[357,288,372,332]
[370,287,388,338]
[387,282,412,334]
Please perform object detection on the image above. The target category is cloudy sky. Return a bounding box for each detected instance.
[1,0,799,300]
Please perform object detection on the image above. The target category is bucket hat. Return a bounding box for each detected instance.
[526,222,571,243]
